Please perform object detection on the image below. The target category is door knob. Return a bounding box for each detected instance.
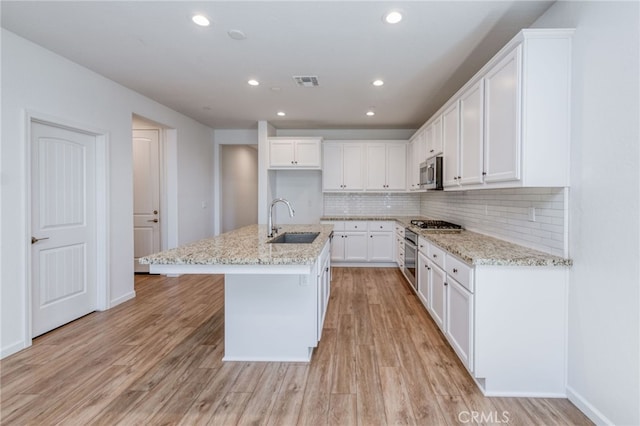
[153,210,158,215]
[31,236,49,244]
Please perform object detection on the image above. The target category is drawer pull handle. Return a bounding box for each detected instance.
[432,254,437,258]
[453,268,458,273]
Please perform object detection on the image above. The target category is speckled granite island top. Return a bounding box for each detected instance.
[140,224,334,266]
[321,216,571,267]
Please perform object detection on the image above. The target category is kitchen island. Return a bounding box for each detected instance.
[140,224,334,362]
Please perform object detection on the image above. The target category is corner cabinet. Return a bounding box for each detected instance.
[441,29,573,190]
[268,137,322,169]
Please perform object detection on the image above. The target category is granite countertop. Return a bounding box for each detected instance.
[139,224,334,266]
[321,215,572,267]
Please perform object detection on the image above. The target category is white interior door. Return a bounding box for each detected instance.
[133,129,160,273]
[31,121,97,337]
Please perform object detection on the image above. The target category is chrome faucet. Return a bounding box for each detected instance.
[268,198,295,237]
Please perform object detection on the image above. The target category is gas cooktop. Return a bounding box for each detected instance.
[410,219,462,230]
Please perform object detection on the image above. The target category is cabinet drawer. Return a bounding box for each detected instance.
[344,221,367,231]
[395,224,405,237]
[428,244,446,270]
[321,220,345,231]
[446,255,473,293]
[417,237,428,256]
[369,221,394,232]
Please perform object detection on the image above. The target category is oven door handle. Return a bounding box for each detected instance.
[404,239,417,250]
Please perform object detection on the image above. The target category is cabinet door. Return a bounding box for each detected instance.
[323,143,344,191]
[484,46,521,183]
[368,232,394,262]
[343,232,367,261]
[342,144,364,190]
[442,101,460,187]
[365,144,387,190]
[269,140,295,167]
[459,80,484,185]
[330,233,346,261]
[430,115,443,157]
[446,278,474,372]
[417,251,430,309]
[294,140,321,167]
[429,262,447,332]
[385,144,407,190]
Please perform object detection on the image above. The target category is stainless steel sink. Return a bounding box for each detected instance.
[268,232,319,244]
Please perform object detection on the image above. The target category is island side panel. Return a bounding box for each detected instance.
[223,273,318,362]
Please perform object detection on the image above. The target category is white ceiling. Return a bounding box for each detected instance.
[1,1,554,130]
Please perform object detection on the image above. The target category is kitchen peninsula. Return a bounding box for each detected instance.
[140,224,334,362]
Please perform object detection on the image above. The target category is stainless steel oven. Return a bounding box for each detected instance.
[403,228,418,289]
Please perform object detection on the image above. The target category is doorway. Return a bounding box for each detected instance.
[132,117,163,273]
[220,145,258,233]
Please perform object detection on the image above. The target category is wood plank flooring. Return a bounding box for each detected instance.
[1,268,592,425]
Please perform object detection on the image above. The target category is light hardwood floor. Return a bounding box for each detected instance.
[1,268,591,425]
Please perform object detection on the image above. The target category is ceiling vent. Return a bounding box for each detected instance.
[293,75,319,87]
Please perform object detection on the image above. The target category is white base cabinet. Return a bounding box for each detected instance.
[322,220,396,265]
[415,238,568,397]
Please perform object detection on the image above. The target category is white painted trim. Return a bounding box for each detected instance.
[110,290,136,307]
[331,262,397,268]
[1,341,28,359]
[566,385,614,426]
[164,129,179,248]
[24,110,110,342]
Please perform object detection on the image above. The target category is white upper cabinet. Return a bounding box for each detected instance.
[442,101,460,188]
[407,132,425,191]
[269,137,322,169]
[322,142,364,191]
[483,46,521,183]
[365,143,406,191]
[425,115,443,157]
[459,79,485,186]
[424,29,573,190]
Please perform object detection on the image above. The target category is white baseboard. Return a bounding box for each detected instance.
[1,340,29,359]
[332,262,397,268]
[109,290,136,308]
[566,385,613,425]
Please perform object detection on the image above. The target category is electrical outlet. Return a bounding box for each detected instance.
[528,207,536,222]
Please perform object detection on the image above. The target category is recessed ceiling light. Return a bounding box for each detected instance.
[384,11,403,24]
[366,110,376,117]
[372,79,384,87]
[277,111,286,117]
[192,14,210,26]
[248,79,260,86]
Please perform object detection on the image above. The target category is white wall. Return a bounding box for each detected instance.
[220,145,258,233]
[273,170,323,224]
[1,30,215,358]
[532,2,639,425]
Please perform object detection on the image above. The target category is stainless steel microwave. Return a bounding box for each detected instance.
[419,156,443,190]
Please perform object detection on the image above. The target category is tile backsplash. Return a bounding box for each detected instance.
[420,188,568,257]
[324,193,421,217]
[323,188,568,257]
